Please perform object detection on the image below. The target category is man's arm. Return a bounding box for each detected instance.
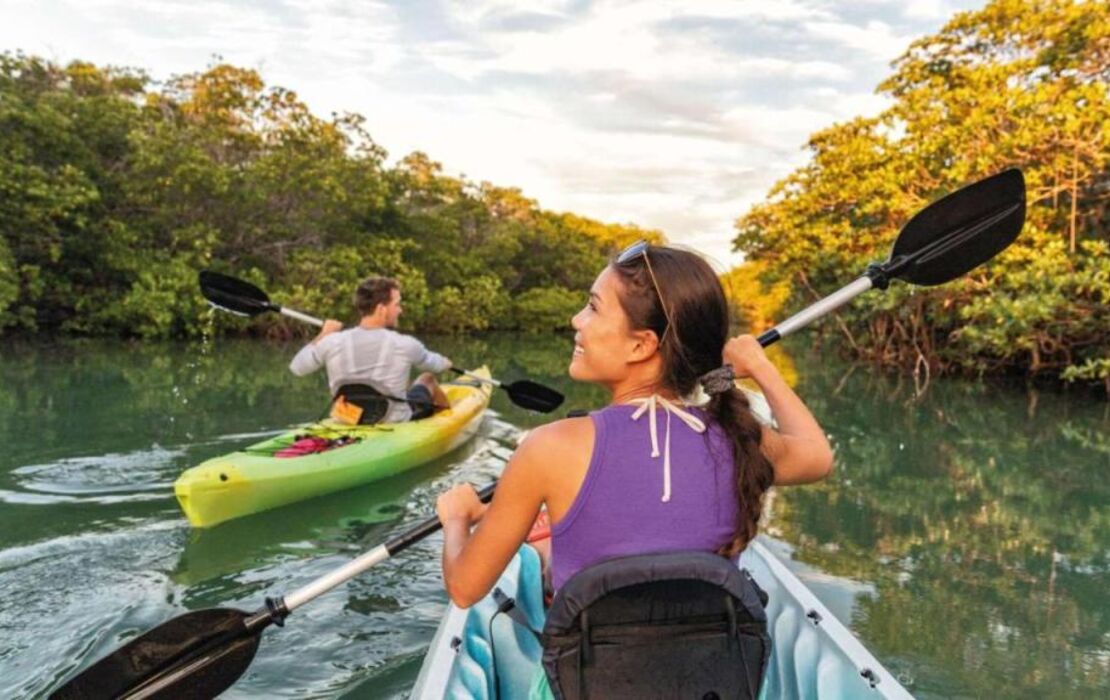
[289,320,342,376]
[405,336,451,373]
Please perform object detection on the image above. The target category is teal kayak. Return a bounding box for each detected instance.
[412,541,913,699]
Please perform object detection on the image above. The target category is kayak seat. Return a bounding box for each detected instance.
[540,550,771,700]
[333,383,389,425]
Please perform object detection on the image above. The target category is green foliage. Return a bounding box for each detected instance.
[114,254,211,338]
[1061,357,1110,394]
[720,260,791,332]
[0,238,17,325]
[424,276,511,334]
[513,286,582,333]
[0,53,659,340]
[732,0,1109,390]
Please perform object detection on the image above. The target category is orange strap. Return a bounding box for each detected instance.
[330,396,364,425]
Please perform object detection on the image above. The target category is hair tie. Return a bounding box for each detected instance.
[699,365,735,396]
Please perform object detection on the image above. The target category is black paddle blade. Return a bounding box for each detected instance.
[505,380,565,413]
[198,270,275,317]
[886,168,1025,286]
[51,608,262,700]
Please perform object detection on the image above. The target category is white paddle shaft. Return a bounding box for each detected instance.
[280,307,324,327]
[457,369,502,387]
[771,275,874,338]
[284,544,390,611]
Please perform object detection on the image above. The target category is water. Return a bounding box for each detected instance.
[0,336,1105,698]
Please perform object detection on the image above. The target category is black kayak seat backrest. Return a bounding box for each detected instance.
[333,383,389,425]
[541,550,771,700]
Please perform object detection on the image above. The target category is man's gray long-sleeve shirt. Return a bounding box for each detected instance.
[289,327,450,423]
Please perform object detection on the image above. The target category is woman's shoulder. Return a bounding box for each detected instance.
[520,415,595,450]
[510,415,595,471]
[510,416,597,500]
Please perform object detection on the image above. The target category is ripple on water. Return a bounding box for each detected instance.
[2,445,186,509]
[0,519,184,699]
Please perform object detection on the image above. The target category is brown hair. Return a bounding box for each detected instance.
[610,246,774,556]
[355,276,399,316]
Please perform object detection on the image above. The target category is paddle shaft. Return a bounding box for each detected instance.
[282,307,324,327]
[450,367,502,387]
[757,275,873,347]
[282,482,496,612]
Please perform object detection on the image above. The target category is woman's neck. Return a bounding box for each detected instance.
[608,381,680,405]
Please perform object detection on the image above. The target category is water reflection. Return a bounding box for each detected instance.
[771,354,1110,698]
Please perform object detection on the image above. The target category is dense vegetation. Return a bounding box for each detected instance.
[732,0,1108,392]
[0,55,656,339]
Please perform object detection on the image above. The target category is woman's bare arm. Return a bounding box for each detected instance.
[438,420,578,607]
[724,335,834,485]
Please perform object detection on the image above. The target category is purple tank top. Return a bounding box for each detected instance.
[550,403,739,590]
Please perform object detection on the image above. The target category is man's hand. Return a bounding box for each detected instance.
[313,319,343,344]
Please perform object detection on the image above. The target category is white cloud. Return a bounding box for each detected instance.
[802,19,912,61]
[894,0,964,21]
[431,0,847,85]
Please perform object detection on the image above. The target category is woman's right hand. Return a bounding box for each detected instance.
[723,334,773,380]
[436,483,488,527]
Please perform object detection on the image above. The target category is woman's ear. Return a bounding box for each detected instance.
[628,329,661,362]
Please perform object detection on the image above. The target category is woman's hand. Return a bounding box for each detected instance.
[723,334,773,380]
[723,335,834,485]
[436,483,488,527]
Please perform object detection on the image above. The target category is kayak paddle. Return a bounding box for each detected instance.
[198,271,565,413]
[755,168,1025,347]
[50,482,498,699]
[199,270,325,327]
[450,367,564,413]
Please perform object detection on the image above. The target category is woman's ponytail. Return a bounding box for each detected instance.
[708,386,775,556]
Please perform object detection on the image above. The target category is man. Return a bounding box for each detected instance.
[290,276,452,423]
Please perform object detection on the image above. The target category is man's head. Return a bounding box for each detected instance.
[355,276,402,327]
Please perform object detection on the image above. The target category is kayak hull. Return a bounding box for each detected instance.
[174,368,492,528]
[412,538,913,699]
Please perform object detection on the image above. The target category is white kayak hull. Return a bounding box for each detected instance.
[413,538,913,699]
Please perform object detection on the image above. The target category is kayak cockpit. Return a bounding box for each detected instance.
[413,541,913,699]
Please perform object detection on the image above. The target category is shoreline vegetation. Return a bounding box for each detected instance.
[0,2,1105,393]
[729,0,1107,394]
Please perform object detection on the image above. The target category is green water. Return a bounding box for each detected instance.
[0,335,1105,698]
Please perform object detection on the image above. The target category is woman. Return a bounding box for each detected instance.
[436,241,833,609]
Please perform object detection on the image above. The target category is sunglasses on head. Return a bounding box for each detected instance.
[615,239,675,344]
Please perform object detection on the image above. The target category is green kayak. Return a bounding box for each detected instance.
[175,367,492,528]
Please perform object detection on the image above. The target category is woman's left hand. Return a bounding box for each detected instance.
[723,334,773,380]
[436,483,488,527]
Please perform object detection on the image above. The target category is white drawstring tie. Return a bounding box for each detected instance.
[626,395,707,502]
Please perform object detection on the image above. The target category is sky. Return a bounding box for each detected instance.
[1,0,986,268]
